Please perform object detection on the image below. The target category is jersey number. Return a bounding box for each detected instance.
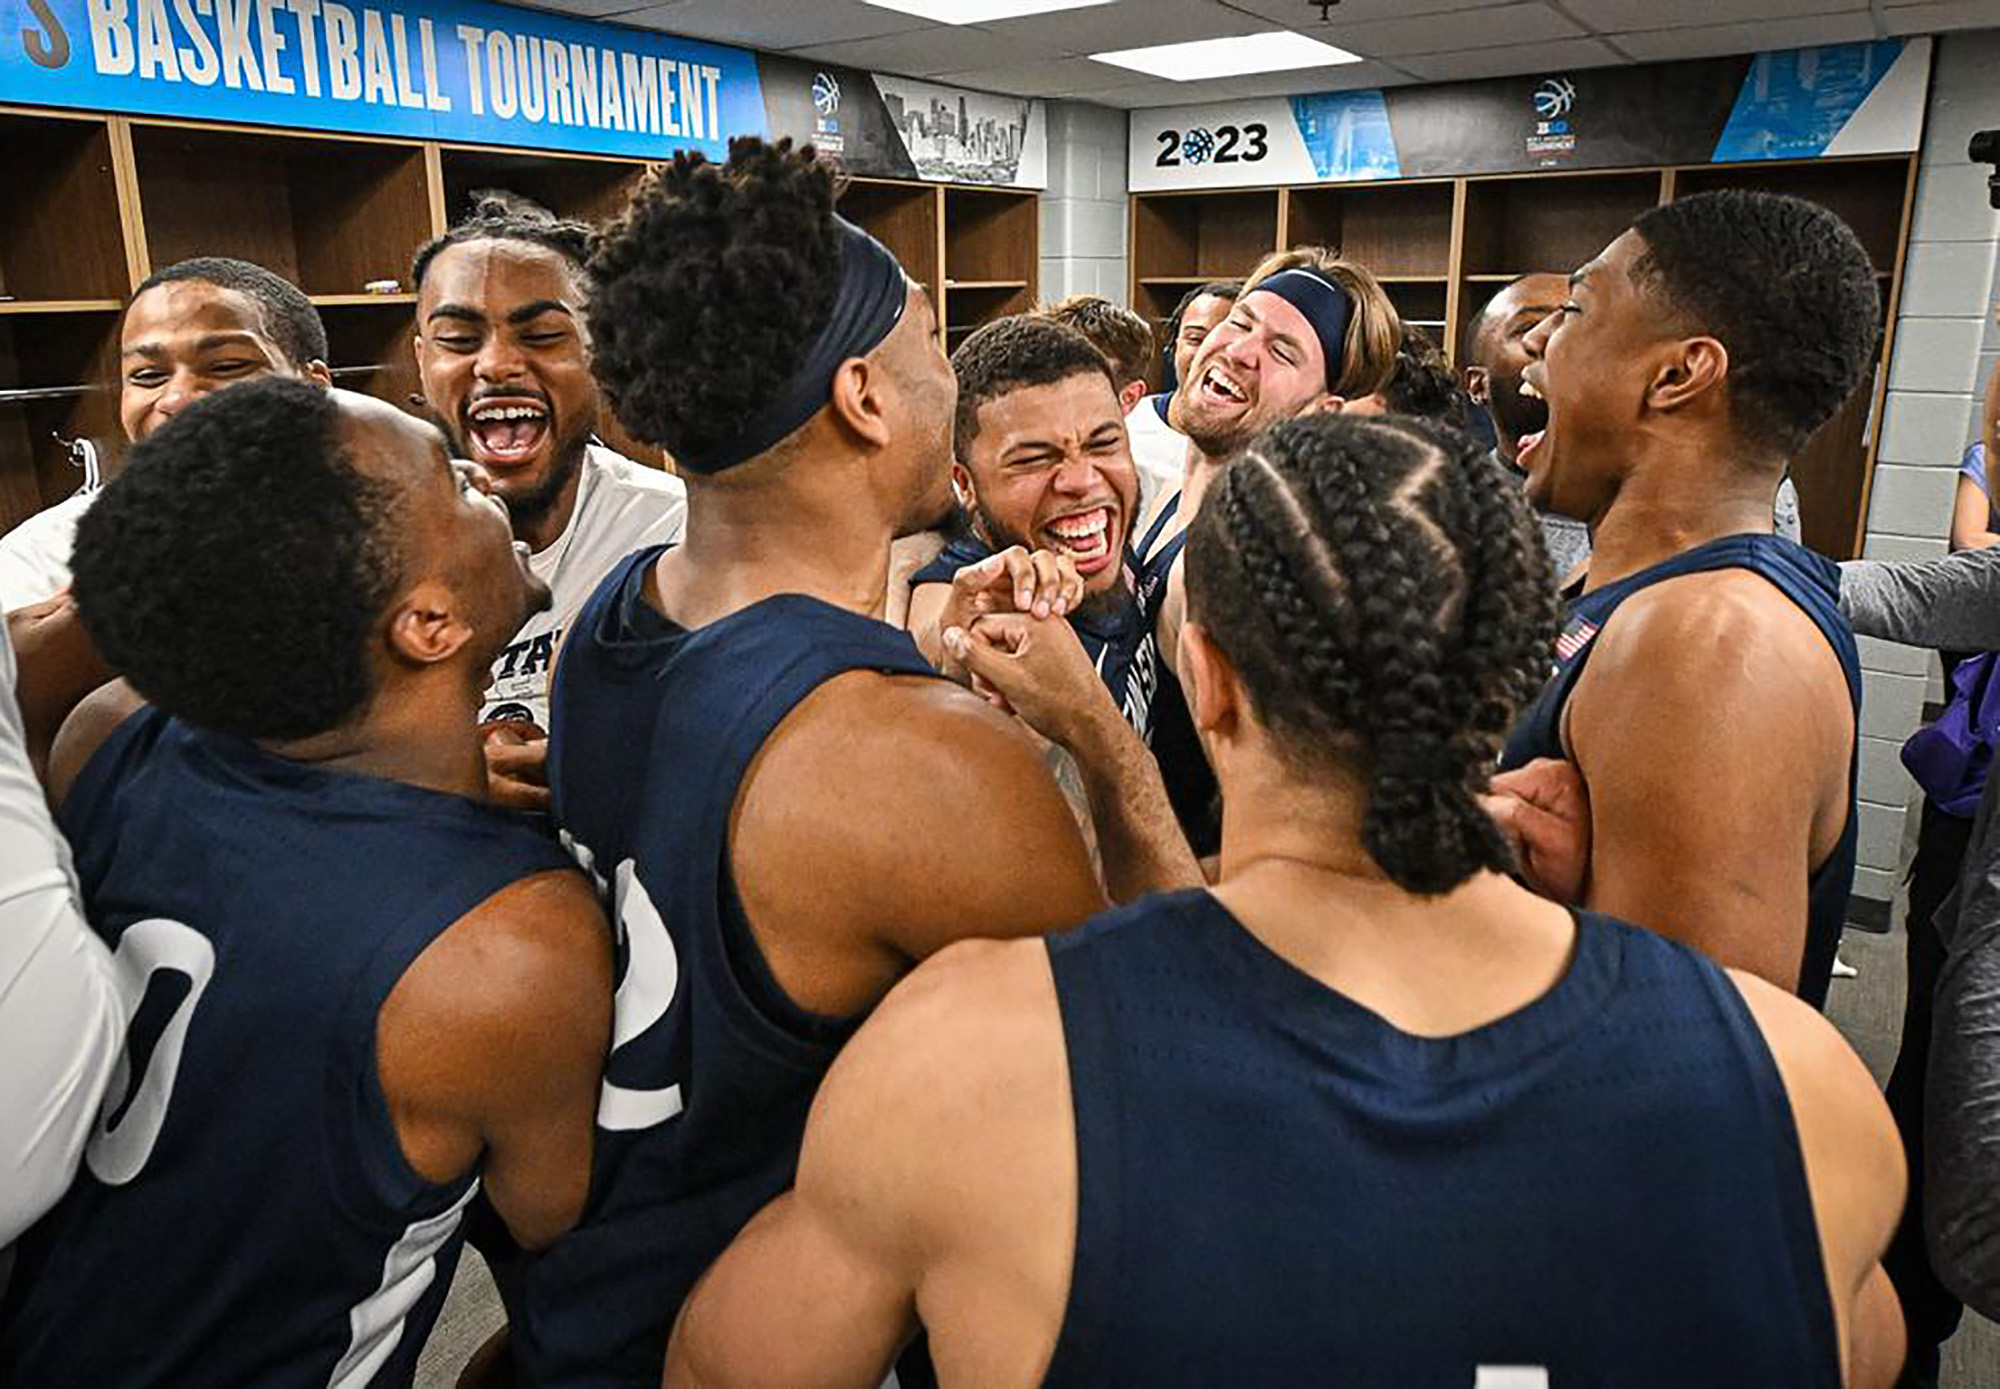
[86,918,215,1185]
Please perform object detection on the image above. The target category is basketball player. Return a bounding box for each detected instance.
[1490,190,1875,1008]
[1125,280,1236,507]
[667,415,1906,1388]
[0,257,332,609]
[412,196,687,805]
[1088,248,1399,856]
[465,139,1134,1387]
[1042,294,1152,414]
[905,315,1198,896]
[0,381,613,1385]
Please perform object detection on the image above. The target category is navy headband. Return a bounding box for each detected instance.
[1252,268,1354,391]
[679,215,911,473]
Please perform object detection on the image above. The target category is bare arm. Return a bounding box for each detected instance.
[731,673,1106,1019]
[668,938,1071,1389]
[1950,476,2000,553]
[377,869,613,1251]
[1567,575,1852,991]
[8,592,116,780]
[947,611,1201,900]
[1731,972,1905,1387]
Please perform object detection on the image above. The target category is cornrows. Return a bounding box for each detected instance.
[1187,413,1558,896]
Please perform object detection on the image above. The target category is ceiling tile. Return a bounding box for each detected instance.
[1396,35,1627,81]
[788,25,1062,75]
[1318,2,1584,58]
[974,0,1264,52]
[1881,1,2000,35]
[1199,59,1417,98]
[1226,0,1529,22]
[1610,11,1879,61]
[1564,0,1866,28]
[604,0,932,47]
[930,55,1159,97]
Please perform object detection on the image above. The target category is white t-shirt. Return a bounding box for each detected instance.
[1126,395,1188,525]
[481,444,688,728]
[0,625,123,1248]
[0,490,97,611]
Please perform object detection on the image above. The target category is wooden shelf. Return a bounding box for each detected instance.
[438,147,650,230]
[310,293,419,307]
[0,299,124,314]
[0,309,123,532]
[945,279,1028,290]
[1129,153,1916,559]
[0,112,131,304]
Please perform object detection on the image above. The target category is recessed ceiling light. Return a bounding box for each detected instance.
[1092,30,1363,82]
[859,0,1115,24]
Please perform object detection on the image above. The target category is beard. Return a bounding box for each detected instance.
[971,503,1133,622]
[499,424,591,536]
[1485,367,1550,458]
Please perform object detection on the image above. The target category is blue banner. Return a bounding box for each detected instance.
[0,0,764,157]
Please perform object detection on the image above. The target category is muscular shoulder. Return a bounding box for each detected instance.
[1594,567,1842,685]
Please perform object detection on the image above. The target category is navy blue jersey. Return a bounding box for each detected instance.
[502,545,941,1386]
[912,533,1163,740]
[1500,533,1861,1009]
[1134,493,1222,857]
[0,708,572,1387]
[1042,891,1840,1386]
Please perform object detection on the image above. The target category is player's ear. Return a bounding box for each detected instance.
[1180,622,1242,742]
[1463,364,1490,404]
[384,581,474,668]
[1647,335,1728,417]
[828,356,891,449]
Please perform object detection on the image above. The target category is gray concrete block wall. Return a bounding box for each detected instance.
[1038,100,1128,304]
[1852,28,2000,905]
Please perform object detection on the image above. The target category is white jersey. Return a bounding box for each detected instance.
[482,444,688,728]
[1126,395,1189,524]
[0,490,97,611]
[0,625,122,1248]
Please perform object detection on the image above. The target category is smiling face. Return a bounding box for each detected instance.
[1518,232,1667,523]
[1168,289,1331,460]
[119,281,319,442]
[414,239,600,539]
[1172,291,1237,390]
[956,369,1138,599]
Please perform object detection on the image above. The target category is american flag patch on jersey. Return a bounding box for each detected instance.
[1555,619,1599,662]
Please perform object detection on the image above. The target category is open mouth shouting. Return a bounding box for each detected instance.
[1198,363,1251,411]
[465,395,553,470]
[1515,371,1549,469]
[1042,503,1122,579]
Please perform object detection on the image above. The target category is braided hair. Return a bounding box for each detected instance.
[1185,413,1557,895]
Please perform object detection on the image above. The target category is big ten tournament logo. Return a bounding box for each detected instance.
[811,69,846,155]
[1527,76,1578,163]
[1154,120,1269,169]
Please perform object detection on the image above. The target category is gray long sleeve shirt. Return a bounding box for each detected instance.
[1840,549,2000,1320]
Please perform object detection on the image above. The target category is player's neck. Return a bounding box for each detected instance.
[261,683,488,800]
[510,450,587,554]
[1585,435,1779,591]
[657,472,893,628]
[1180,446,1227,522]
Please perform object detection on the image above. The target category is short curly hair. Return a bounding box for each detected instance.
[1185,413,1556,896]
[410,190,595,290]
[1042,295,1152,389]
[1629,190,1880,455]
[586,138,842,469]
[71,379,403,741]
[135,257,328,368]
[951,314,1118,463]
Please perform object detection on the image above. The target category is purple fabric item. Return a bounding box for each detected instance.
[1905,650,2000,819]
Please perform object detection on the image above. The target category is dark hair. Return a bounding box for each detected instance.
[1168,279,1240,341]
[951,314,1118,462]
[1629,190,1880,454]
[1185,414,1556,896]
[1380,325,1472,433]
[410,190,595,290]
[586,138,841,469]
[134,257,328,368]
[71,379,403,741]
[1042,294,1152,387]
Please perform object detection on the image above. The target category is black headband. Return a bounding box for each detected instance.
[678,215,911,473]
[1253,269,1354,391]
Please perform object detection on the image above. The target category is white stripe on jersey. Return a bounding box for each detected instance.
[329,1180,480,1388]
